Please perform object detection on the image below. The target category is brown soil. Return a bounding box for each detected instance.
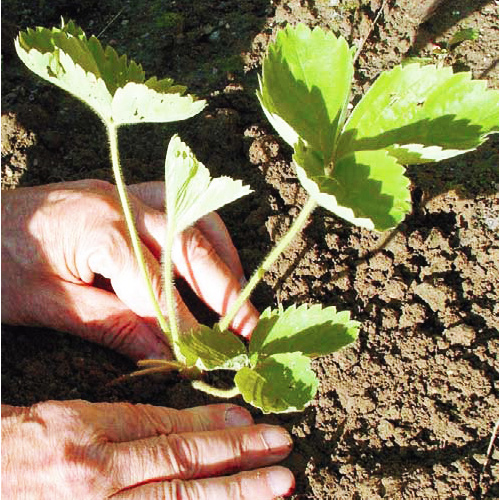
[2,0,499,498]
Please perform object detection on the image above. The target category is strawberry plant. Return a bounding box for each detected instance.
[15,20,359,413]
[16,21,496,413]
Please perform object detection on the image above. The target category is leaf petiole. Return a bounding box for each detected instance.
[219,195,317,332]
[106,122,171,342]
[162,189,183,361]
[191,380,241,399]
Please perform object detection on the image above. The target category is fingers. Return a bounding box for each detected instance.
[196,213,246,285]
[172,227,259,337]
[115,466,295,500]
[130,182,246,284]
[129,182,259,336]
[91,403,254,442]
[22,279,172,361]
[86,228,200,337]
[111,423,293,487]
[128,181,166,211]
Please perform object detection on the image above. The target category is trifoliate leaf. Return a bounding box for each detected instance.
[337,63,499,164]
[178,325,248,371]
[294,143,412,230]
[235,352,318,413]
[164,135,252,234]
[15,20,205,125]
[249,303,359,364]
[257,23,353,161]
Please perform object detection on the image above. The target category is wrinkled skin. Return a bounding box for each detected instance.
[1,179,259,360]
[1,400,294,499]
[1,180,293,498]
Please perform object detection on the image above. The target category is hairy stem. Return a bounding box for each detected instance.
[191,380,241,399]
[106,122,170,339]
[163,195,184,361]
[219,196,317,332]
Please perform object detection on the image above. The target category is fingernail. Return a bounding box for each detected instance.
[262,427,293,451]
[267,467,295,497]
[224,406,253,427]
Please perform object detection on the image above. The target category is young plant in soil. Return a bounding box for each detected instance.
[15,20,359,413]
[15,21,497,413]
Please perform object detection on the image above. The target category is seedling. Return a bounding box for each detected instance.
[15,20,359,413]
[15,21,497,413]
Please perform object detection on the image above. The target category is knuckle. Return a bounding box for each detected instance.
[228,476,246,500]
[79,178,115,193]
[107,237,130,272]
[134,404,175,435]
[99,313,141,351]
[28,401,113,497]
[61,443,110,489]
[90,225,131,272]
[178,227,217,265]
[227,435,244,470]
[164,434,200,479]
[167,479,203,500]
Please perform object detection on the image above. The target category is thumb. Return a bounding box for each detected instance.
[25,279,173,361]
[85,228,199,339]
[66,282,174,361]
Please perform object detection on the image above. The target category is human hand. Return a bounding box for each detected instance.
[1,179,259,360]
[1,400,294,499]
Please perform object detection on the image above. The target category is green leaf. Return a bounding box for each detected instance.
[110,82,205,125]
[249,303,359,363]
[337,63,499,164]
[164,135,253,234]
[401,56,435,67]
[294,144,412,230]
[178,324,249,371]
[15,20,205,124]
[449,28,479,47]
[235,352,318,413]
[257,23,353,163]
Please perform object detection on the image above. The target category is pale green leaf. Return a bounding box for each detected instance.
[294,143,412,231]
[16,31,113,121]
[337,63,499,163]
[15,20,205,124]
[235,352,318,413]
[257,23,353,162]
[178,325,248,371]
[111,82,205,125]
[164,135,252,234]
[249,303,359,363]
